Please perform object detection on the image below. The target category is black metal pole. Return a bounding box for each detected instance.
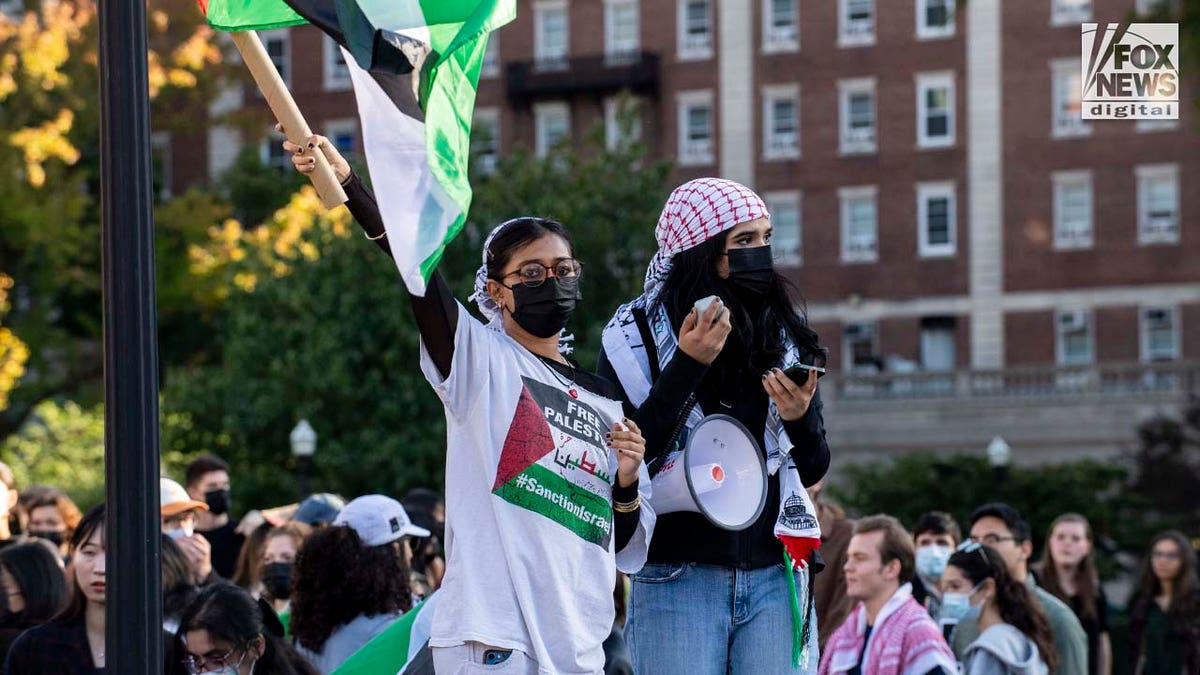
[99,0,162,671]
[298,456,312,500]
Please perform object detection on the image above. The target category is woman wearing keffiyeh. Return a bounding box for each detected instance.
[598,177,832,673]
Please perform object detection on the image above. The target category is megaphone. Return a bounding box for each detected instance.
[650,414,767,531]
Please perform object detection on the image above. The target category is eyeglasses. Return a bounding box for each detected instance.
[499,259,582,288]
[967,534,1017,547]
[182,647,246,674]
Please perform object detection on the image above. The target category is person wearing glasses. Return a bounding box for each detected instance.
[598,178,831,674]
[1127,530,1199,675]
[175,582,317,675]
[942,542,1057,674]
[285,136,654,674]
[950,503,1087,675]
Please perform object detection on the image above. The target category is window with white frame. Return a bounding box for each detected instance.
[1056,310,1093,366]
[481,35,501,78]
[763,85,800,160]
[1136,164,1180,244]
[844,322,880,372]
[917,0,955,39]
[916,71,955,148]
[677,90,714,166]
[839,186,878,262]
[260,29,291,86]
[1051,0,1090,25]
[605,0,640,62]
[534,0,569,70]
[1052,170,1093,249]
[1052,59,1089,137]
[473,107,500,175]
[763,0,799,51]
[534,101,570,158]
[1140,307,1180,362]
[839,78,876,154]
[324,38,351,91]
[766,191,802,264]
[917,181,956,258]
[839,0,875,46]
[605,96,642,150]
[678,0,713,59]
[324,119,358,160]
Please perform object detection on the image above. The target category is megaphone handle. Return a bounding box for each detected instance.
[660,394,699,464]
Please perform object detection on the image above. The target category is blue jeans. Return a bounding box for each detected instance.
[624,563,819,675]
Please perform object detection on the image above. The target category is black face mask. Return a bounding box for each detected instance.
[726,245,775,296]
[29,531,64,547]
[204,489,231,516]
[507,277,581,339]
[261,562,293,601]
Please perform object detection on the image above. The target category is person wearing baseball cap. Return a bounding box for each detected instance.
[334,495,429,563]
[161,478,214,583]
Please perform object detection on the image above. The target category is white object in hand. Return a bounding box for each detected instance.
[694,295,720,313]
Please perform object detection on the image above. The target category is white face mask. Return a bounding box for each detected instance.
[939,582,984,623]
[167,523,195,540]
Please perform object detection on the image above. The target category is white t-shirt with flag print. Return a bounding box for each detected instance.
[420,306,653,675]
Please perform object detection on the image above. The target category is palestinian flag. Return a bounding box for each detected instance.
[333,594,438,675]
[199,0,516,295]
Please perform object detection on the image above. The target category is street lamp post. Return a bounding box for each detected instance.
[987,435,1012,495]
[290,419,317,500]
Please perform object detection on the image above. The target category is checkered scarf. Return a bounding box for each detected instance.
[643,177,769,299]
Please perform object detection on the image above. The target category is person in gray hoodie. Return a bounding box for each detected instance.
[942,543,1056,675]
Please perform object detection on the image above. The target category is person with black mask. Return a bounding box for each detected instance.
[0,541,68,661]
[185,453,244,579]
[283,133,655,674]
[599,177,831,674]
[260,522,311,636]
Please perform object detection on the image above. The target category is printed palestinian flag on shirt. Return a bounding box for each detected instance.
[197,0,515,296]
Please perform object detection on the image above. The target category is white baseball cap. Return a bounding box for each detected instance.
[160,477,208,518]
[334,495,430,547]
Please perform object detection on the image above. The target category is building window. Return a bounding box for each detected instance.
[1140,307,1180,362]
[604,96,642,151]
[677,90,714,166]
[765,191,802,264]
[1055,310,1093,366]
[324,38,351,91]
[1052,59,1089,137]
[1136,164,1180,244]
[916,0,954,39]
[843,322,880,373]
[916,71,955,148]
[920,317,957,372]
[534,0,569,70]
[917,181,956,258]
[534,101,570,158]
[763,0,799,52]
[323,119,358,161]
[762,85,800,160]
[260,29,291,86]
[839,78,876,154]
[1052,170,1093,249]
[1051,0,1090,25]
[678,0,713,60]
[605,0,640,62]
[473,107,500,175]
[839,0,875,47]
[481,35,500,78]
[261,129,292,171]
[839,186,878,263]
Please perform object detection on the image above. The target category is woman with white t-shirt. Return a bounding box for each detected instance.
[284,135,655,675]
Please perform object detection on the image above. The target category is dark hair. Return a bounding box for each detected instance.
[854,515,916,583]
[912,511,962,544]
[175,582,317,675]
[0,541,67,623]
[949,545,1058,672]
[969,502,1031,543]
[162,534,199,625]
[27,489,82,537]
[290,525,413,652]
[1036,513,1100,623]
[402,489,444,577]
[232,521,272,590]
[484,217,574,283]
[59,503,105,621]
[1130,530,1200,633]
[654,234,821,382]
[185,454,231,488]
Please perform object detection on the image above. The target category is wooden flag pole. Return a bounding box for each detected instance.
[231,30,347,209]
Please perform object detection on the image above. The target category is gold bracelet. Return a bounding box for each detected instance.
[365,230,387,241]
[613,496,640,513]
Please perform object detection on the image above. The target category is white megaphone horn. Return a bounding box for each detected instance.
[650,414,767,531]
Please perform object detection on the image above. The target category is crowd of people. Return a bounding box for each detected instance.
[0,140,1195,674]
